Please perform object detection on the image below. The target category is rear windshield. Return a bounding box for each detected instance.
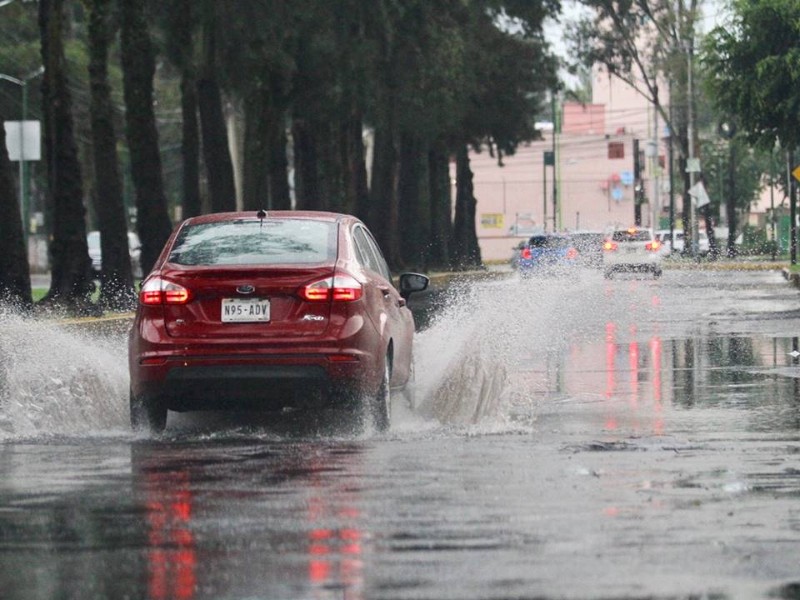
[528,236,571,249]
[612,230,651,242]
[168,219,337,266]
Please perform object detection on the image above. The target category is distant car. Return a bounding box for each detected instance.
[509,239,528,270]
[517,234,579,277]
[654,229,709,256]
[128,210,429,433]
[567,231,604,268]
[603,227,663,278]
[87,230,143,278]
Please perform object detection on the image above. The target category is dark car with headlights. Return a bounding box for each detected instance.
[128,211,429,433]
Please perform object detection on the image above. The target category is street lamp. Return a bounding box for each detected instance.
[0,66,44,240]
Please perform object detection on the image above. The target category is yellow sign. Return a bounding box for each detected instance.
[792,165,800,182]
[480,213,504,229]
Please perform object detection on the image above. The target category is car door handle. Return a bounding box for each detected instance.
[378,285,391,297]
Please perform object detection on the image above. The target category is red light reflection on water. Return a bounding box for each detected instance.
[145,470,197,600]
[603,320,665,435]
[304,457,364,599]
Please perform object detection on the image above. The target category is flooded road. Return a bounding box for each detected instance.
[1,268,800,599]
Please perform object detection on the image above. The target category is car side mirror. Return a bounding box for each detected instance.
[399,272,429,300]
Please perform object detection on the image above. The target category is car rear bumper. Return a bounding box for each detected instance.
[604,255,661,268]
[132,351,377,412]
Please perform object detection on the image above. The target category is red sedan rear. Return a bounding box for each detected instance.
[128,211,429,433]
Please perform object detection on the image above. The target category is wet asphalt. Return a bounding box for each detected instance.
[2,267,800,599]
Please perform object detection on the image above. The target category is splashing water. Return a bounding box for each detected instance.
[0,271,659,439]
[412,272,659,428]
[0,311,130,440]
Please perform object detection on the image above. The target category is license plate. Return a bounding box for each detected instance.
[221,298,270,322]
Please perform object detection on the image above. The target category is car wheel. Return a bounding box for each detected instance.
[604,269,613,279]
[369,356,391,432]
[130,389,167,433]
[653,267,662,278]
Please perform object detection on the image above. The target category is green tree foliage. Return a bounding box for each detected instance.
[1,0,561,311]
[703,0,800,153]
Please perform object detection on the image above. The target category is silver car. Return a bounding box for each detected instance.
[602,227,663,279]
[87,230,143,279]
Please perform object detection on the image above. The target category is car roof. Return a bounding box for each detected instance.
[180,210,354,227]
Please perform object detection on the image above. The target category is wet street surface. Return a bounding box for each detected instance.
[2,268,800,599]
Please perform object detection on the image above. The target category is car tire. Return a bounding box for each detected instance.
[653,267,662,278]
[369,356,391,432]
[130,389,167,433]
[604,269,614,279]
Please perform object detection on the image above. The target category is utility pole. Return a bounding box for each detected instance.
[687,40,699,259]
[633,138,642,225]
[551,94,558,232]
[668,83,675,254]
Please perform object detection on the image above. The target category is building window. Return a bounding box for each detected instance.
[608,142,625,159]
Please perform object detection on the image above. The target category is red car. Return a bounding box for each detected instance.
[128,210,429,433]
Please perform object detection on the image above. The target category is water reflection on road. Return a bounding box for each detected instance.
[2,269,800,599]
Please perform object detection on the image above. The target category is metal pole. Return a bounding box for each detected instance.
[543,157,547,233]
[786,150,797,265]
[668,85,675,254]
[687,42,698,259]
[770,165,776,261]
[552,94,558,232]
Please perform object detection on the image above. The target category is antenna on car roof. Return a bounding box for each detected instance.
[256,209,267,229]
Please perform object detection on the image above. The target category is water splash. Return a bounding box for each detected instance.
[0,311,130,440]
[412,272,658,428]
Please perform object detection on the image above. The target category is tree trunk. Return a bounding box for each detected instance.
[242,91,270,211]
[369,124,399,269]
[163,0,200,219]
[39,0,96,314]
[428,143,452,269]
[398,132,430,270]
[320,121,344,213]
[268,120,291,210]
[452,145,481,270]
[343,110,369,221]
[197,17,236,213]
[0,109,32,309]
[86,0,136,310]
[119,0,173,275]
[292,118,322,210]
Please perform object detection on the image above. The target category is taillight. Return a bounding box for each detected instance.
[646,240,661,252]
[603,240,618,252]
[139,277,191,305]
[566,247,579,260]
[300,273,363,302]
[521,247,532,260]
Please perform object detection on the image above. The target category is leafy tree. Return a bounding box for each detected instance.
[0,109,32,309]
[569,0,705,246]
[703,0,800,261]
[119,0,173,274]
[39,0,96,314]
[449,1,558,269]
[84,0,135,310]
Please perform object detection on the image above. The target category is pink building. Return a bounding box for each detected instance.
[468,66,671,262]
